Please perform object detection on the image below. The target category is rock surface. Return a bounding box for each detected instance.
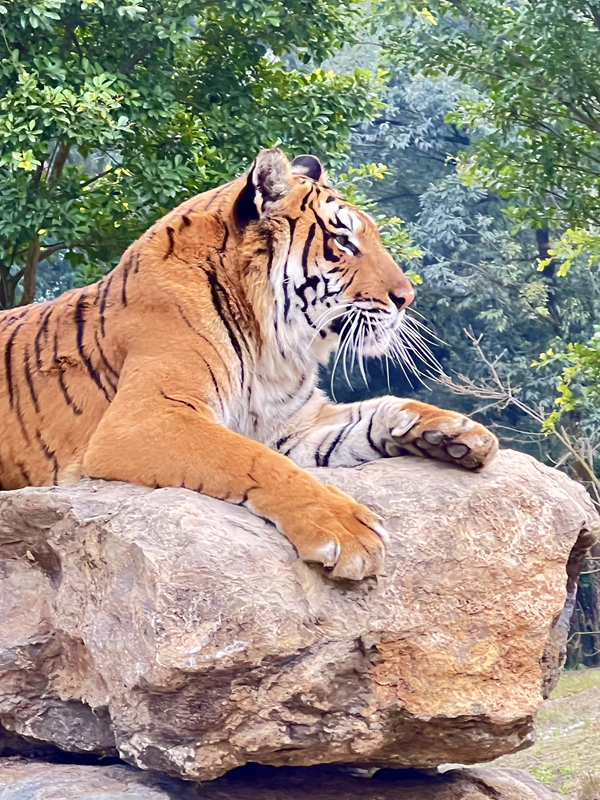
[0,450,597,780]
[0,759,562,799]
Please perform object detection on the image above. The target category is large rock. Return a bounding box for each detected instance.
[0,759,562,799]
[0,450,596,780]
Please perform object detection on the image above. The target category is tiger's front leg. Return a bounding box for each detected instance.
[369,397,499,470]
[80,357,388,581]
[280,393,498,471]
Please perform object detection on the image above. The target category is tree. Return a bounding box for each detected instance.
[0,0,383,308]
[382,1,600,229]
[329,65,594,447]
[367,1,600,665]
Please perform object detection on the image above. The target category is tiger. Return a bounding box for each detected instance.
[0,147,498,580]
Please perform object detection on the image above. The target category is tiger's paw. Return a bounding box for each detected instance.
[279,487,388,581]
[377,399,498,471]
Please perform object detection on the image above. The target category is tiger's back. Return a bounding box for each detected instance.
[0,283,122,488]
[0,175,246,489]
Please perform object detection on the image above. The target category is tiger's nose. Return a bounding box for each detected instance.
[389,287,415,310]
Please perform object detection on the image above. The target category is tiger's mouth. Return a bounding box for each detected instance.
[324,306,443,388]
[328,307,395,338]
[329,316,347,335]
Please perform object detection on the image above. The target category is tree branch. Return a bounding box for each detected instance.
[586,1,600,31]
[38,242,68,262]
[79,168,113,189]
[440,329,600,501]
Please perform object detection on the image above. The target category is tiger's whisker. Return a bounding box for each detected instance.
[330,312,356,400]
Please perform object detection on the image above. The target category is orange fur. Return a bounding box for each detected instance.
[0,148,497,579]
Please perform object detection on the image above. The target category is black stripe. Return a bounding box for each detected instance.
[282,441,299,457]
[74,292,112,402]
[176,302,203,337]
[175,302,234,387]
[343,270,359,293]
[283,217,298,321]
[180,214,191,229]
[318,406,364,466]
[160,389,197,411]
[276,433,293,450]
[301,308,318,329]
[0,308,29,332]
[164,226,175,259]
[296,276,320,313]
[206,272,247,386]
[286,216,298,246]
[313,213,340,263]
[53,331,83,415]
[99,273,114,337]
[194,350,225,414]
[261,230,274,276]
[330,215,346,230]
[121,257,131,306]
[297,223,319,312]
[272,246,288,359]
[23,346,40,414]
[320,274,342,302]
[94,330,119,383]
[300,187,314,212]
[287,380,315,418]
[35,430,59,483]
[14,397,30,445]
[5,323,23,409]
[301,223,316,277]
[342,239,360,257]
[204,184,227,211]
[34,307,53,369]
[320,426,347,467]
[366,413,387,457]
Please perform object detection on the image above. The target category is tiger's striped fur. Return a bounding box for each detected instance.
[0,148,498,580]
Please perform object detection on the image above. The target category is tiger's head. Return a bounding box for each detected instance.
[226,147,432,376]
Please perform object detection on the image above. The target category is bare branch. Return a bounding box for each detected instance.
[441,329,600,506]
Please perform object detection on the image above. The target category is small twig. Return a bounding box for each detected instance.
[441,329,600,506]
[568,630,600,642]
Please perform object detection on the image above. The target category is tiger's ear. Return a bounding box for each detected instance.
[234,148,292,227]
[291,154,325,183]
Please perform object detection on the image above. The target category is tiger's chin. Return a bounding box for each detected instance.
[327,312,398,358]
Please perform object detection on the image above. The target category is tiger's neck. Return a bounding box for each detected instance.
[225,256,334,442]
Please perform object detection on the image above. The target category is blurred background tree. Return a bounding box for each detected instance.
[0,0,382,308]
[347,0,600,667]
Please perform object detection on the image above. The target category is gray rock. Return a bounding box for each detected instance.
[0,759,562,799]
[0,450,597,780]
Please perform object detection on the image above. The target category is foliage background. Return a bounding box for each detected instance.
[0,0,382,305]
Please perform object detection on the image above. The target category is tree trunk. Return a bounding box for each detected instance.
[536,227,562,331]
[49,142,71,185]
[20,240,40,307]
[0,268,16,311]
[567,542,600,668]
